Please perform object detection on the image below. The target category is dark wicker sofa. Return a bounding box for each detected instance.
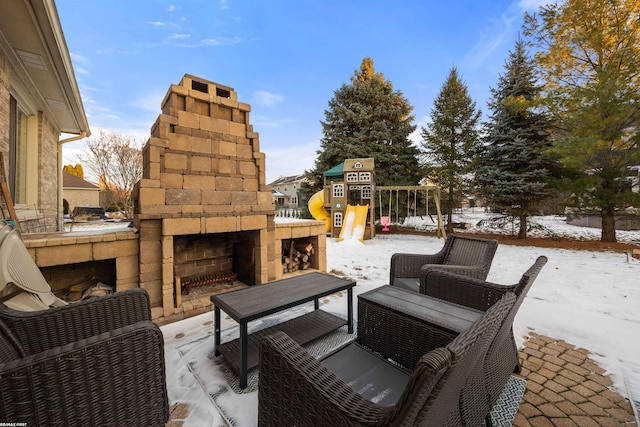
[0,288,169,426]
[258,292,516,427]
[390,234,498,294]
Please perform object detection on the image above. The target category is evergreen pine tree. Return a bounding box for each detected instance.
[421,67,481,233]
[303,58,421,202]
[476,39,558,239]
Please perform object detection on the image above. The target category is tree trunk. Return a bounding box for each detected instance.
[518,214,528,239]
[601,209,617,242]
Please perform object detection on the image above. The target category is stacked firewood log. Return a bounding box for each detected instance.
[282,241,315,273]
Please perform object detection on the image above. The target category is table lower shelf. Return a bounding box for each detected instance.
[216,309,348,374]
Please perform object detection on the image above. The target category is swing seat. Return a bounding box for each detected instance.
[380,216,391,231]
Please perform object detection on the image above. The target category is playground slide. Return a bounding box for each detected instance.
[338,204,369,242]
[308,190,331,232]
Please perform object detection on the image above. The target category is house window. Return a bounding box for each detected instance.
[291,196,298,205]
[9,95,36,205]
[359,172,371,182]
[346,172,358,182]
[333,212,343,227]
[361,185,372,199]
[333,184,344,198]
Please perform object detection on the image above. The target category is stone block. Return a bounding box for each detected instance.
[170,133,191,151]
[199,115,216,132]
[165,188,201,205]
[160,173,183,189]
[35,244,93,267]
[139,240,162,264]
[164,217,200,235]
[164,152,188,170]
[202,190,231,205]
[218,158,236,175]
[148,163,161,180]
[275,227,292,240]
[257,191,273,208]
[219,140,237,157]
[116,255,140,281]
[292,226,312,238]
[178,110,199,129]
[219,97,239,109]
[216,176,243,191]
[161,236,173,261]
[183,175,215,190]
[181,204,204,215]
[236,143,252,159]
[232,191,257,206]
[93,240,138,260]
[148,136,171,149]
[137,178,161,188]
[241,215,267,231]
[173,125,192,136]
[229,121,246,138]
[205,216,238,233]
[238,161,257,177]
[244,178,259,192]
[138,187,165,206]
[191,137,211,154]
[211,118,230,134]
[190,155,212,173]
[238,101,251,112]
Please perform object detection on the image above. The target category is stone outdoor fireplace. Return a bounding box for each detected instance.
[132,74,278,319]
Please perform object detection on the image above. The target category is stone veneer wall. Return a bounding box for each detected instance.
[133,74,277,320]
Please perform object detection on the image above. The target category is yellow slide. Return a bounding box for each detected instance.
[338,204,369,242]
[308,190,331,232]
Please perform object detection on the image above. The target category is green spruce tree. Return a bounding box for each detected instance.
[476,38,558,239]
[303,58,421,201]
[421,67,481,233]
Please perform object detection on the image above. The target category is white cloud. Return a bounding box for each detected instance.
[70,52,90,65]
[201,36,241,46]
[75,67,90,76]
[252,91,284,107]
[462,11,518,69]
[148,21,167,27]
[168,33,191,40]
[131,90,165,113]
[167,5,179,12]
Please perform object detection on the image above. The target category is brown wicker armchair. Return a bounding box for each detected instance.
[422,256,548,423]
[0,288,169,426]
[258,292,516,427]
[390,234,498,294]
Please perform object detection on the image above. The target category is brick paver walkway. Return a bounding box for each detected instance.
[514,332,637,427]
[167,332,638,426]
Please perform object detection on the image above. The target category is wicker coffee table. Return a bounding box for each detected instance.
[211,272,355,389]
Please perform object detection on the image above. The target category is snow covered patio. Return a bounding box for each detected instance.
[160,217,640,426]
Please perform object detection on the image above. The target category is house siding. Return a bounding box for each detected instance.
[0,54,9,153]
[0,45,63,231]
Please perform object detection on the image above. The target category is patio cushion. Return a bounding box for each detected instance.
[322,342,411,406]
[392,277,420,293]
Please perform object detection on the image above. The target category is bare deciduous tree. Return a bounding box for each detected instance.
[77,129,142,219]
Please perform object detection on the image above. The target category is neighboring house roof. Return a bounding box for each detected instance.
[0,0,90,136]
[268,174,306,186]
[63,171,100,190]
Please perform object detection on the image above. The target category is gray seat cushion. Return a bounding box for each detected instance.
[321,343,410,406]
[393,277,420,293]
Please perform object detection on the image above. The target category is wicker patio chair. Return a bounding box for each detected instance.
[258,292,516,427]
[422,255,548,421]
[389,234,498,294]
[0,288,169,426]
[0,288,152,354]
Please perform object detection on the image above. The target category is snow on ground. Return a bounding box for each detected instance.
[69,213,640,425]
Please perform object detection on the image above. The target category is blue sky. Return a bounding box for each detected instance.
[57,0,547,184]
